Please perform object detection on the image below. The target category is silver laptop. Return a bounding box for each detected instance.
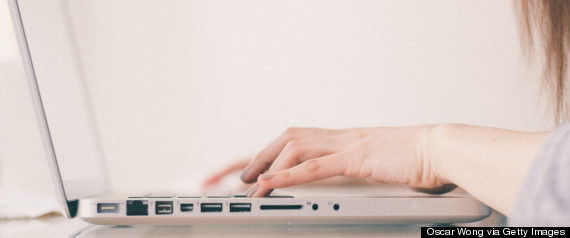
[9,0,490,225]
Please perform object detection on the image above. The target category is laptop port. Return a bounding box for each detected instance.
[200,203,222,212]
[312,204,319,211]
[155,201,173,215]
[127,200,148,216]
[333,203,340,211]
[260,205,303,210]
[97,203,119,213]
[180,203,194,212]
[229,203,251,212]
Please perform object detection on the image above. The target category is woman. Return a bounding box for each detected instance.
[203,0,569,225]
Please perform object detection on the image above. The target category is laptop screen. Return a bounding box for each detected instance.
[11,0,110,205]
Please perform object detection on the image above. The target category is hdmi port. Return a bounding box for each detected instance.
[260,205,303,210]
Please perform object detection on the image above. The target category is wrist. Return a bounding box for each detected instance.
[423,123,458,186]
[412,124,449,188]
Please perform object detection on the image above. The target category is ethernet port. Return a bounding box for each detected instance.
[127,200,148,216]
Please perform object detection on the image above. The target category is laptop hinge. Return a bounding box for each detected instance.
[67,200,78,218]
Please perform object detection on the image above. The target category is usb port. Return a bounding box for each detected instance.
[230,203,251,212]
[201,203,222,212]
[97,203,119,213]
[180,203,194,212]
[155,201,173,215]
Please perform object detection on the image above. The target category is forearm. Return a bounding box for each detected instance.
[428,124,549,216]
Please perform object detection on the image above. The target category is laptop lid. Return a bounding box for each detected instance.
[8,0,110,218]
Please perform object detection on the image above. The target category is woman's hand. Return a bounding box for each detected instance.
[239,126,449,197]
[202,124,548,215]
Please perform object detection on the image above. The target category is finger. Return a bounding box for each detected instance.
[266,134,353,174]
[246,133,362,197]
[245,183,261,197]
[251,153,349,197]
[240,128,349,183]
[201,159,250,187]
[245,136,350,197]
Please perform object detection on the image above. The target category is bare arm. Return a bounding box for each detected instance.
[227,124,547,216]
[428,124,548,215]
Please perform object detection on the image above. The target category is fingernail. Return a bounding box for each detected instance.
[259,174,274,180]
[245,184,258,197]
[239,167,250,181]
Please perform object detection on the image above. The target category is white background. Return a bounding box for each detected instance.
[0,0,549,197]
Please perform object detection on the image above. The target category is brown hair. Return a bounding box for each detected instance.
[514,0,570,125]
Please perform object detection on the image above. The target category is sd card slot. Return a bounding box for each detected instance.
[260,205,303,210]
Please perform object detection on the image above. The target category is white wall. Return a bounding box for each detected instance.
[0,0,548,195]
[0,1,55,194]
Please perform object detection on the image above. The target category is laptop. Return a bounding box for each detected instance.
[9,0,491,225]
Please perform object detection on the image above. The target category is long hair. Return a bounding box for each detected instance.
[514,0,570,125]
